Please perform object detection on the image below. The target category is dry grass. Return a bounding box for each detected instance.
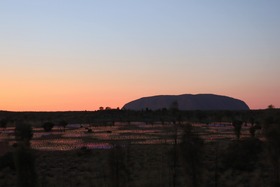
[0,122,271,186]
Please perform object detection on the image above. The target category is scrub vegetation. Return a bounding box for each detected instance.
[0,108,280,186]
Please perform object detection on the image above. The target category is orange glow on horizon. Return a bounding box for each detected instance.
[1,88,278,111]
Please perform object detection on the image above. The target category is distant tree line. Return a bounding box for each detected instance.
[1,108,279,126]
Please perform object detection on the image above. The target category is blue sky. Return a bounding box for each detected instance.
[1,1,280,110]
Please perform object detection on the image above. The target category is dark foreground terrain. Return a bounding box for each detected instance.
[0,109,279,186]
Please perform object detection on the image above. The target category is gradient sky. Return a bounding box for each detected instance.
[1,1,280,111]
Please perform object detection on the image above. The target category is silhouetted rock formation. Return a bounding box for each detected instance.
[122,94,249,111]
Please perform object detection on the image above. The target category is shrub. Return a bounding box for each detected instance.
[58,120,68,131]
[14,123,33,146]
[42,122,55,132]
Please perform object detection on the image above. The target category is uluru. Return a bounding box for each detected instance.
[122,94,250,111]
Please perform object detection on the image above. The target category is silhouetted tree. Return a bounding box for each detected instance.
[180,124,204,187]
[105,107,112,110]
[268,104,275,109]
[0,118,8,132]
[58,120,68,132]
[14,123,37,187]
[42,122,54,132]
[232,119,243,140]
[14,123,33,146]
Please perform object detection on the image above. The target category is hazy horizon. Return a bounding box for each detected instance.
[1,1,280,111]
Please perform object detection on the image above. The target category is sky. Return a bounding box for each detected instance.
[1,0,280,111]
